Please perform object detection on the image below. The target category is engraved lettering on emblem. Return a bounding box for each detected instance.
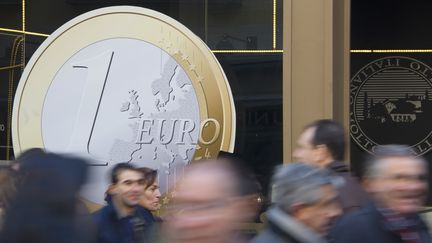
[199,118,221,145]
[204,148,211,159]
[136,118,196,145]
[158,119,177,145]
[410,62,421,71]
[137,119,154,144]
[68,50,114,165]
[177,119,196,145]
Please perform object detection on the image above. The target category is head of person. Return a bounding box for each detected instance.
[15,151,88,203]
[217,154,263,220]
[164,159,261,243]
[11,147,45,172]
[294,119,345,168]
[1,151,90,243]
[364,145,428,215]
[138,167,161,212]
[109,163,145,212]
[272,163,342,235]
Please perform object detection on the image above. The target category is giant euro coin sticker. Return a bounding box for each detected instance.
[12,7,235,204]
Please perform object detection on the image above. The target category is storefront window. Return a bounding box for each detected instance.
[0,0,283,201]
[350,0,432,203]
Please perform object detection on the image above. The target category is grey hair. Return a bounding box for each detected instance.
[364,144,426,178]
[271,163,334,213]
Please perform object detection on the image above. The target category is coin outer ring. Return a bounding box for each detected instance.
[12,6,236,159]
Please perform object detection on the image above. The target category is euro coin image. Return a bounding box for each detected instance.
[12,6,236,204]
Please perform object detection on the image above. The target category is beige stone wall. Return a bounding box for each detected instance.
[283,0,350,163]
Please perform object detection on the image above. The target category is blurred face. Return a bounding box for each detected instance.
[111,169,145,209]
[367,156,428,215]
[293,127,320,165]
[165,168,241,243]
[140,181,161,211]
[294,185,342,234]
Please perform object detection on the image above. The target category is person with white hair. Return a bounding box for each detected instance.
[252,163,342,243]
[330,145,431,243]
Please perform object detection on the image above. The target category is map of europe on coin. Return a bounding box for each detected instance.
[42,39,200,204]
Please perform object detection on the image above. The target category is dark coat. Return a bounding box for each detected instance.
[327,161,369,213]
[251,208,326,243]
[330,203,431,243]
[0,152,93,243]
[93,202,155,243]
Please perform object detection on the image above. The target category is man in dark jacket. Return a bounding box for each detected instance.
[330,145,431,243]
[94,163,155,243]
[293,119,368,213]
[252,163,342,243]
[0,151,94,243]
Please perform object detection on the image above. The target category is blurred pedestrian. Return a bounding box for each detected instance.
[330,145,431,243]
[162,159,261,243]
[0,150,92,243]
[294,119,368,213]
[252,163,342,243]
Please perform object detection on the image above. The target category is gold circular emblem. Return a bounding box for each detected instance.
[12,6,235,204]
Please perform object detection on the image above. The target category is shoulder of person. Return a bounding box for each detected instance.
[92,204,115,223]
[329,205,378,241]
[135,206,156,222]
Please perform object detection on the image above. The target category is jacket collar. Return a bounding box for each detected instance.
[326,160,349,173]
[113,199,136,219]
[267,207,326,243]
[368,202,428,231]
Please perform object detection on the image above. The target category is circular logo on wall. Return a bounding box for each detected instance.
[12,7,236,205]
[350,56,432,155]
